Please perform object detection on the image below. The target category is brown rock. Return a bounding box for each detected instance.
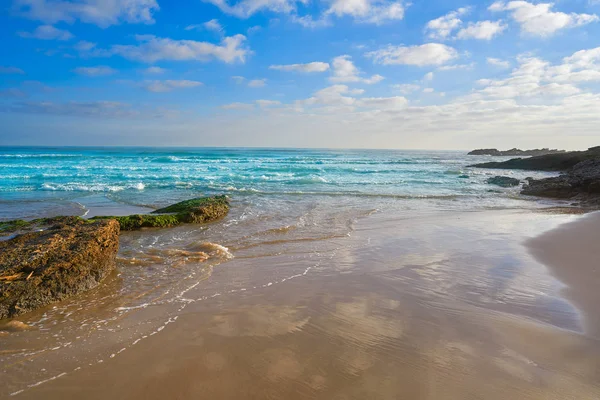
[0,219,120,320]
[0,320,33,332]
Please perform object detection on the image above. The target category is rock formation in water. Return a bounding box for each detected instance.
[0,218,120,319]
[468,148,566,156]
[0,196,230,319]
[469,147,600,205]
[486,176,521,187]
[92,195,230,230]
[468,146,600,171]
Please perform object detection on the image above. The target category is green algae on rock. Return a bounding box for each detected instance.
[92,195,230,231]
[0,219,120,320]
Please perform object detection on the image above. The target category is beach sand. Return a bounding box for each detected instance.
[527,211,600,337]
[3,209,600,399]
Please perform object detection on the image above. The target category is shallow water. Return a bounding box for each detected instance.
[1,148,598,398]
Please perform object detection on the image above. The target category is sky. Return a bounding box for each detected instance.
[1,0,600,150]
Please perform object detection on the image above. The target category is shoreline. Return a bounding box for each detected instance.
[526,211,600,338]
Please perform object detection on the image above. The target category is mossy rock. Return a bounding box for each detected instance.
[91,195,230,231]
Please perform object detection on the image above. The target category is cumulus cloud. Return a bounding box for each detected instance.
[13,0,159,27]
[248,78,267,87]
[391,83,420,94]
[366,43,458,66]
[205,0,406,24]
[17,24,73,40]
[142,66,167,74]
[0,66,25,74]
[325,0,406,25]
[330,55,384,84]
[269,61,330,72]
[73,66,117,76]
[490,1,599,36]
[487,57,511,68]
[142,80,203,92]
[186,19,224,33]
[110,34,249,64]
[468,48,600,102]
[203,0,299,18]
[221,102,255,110]
[231,75,245,83]
[256,99,281,107]
[456,20,507,40]
[425,7,470,39]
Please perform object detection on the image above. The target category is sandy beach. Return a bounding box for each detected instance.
[3,207,600,399]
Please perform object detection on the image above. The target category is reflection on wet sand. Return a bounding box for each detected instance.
[4,209,600,399]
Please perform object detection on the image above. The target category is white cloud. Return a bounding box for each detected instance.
[391,83,420,94]
[231,75,245,83]
[0,66,25,74]
[423,88,435,93]
[142,80,203,92]
[204,0,405,24]
[269,62,330,72]
[142,66,167,74]
[256,99,281,107]
[325,0,406,25]
[487,57,510,68]
[73,66,117,77]
[13,0,159,27]
[423,72,434,81]
[330,55,384,84]
[367,43,458,66]
[290,14,332,28]
[110,34,249,64]
[221,102,255,110]
[204,18,224,33]
[203,0,299,18]
[17,24,73,40]
[425,7,470,39]
[248,78,267,87]
[456,20,507,40]
[490,1,599,36]
[437,63,475,71]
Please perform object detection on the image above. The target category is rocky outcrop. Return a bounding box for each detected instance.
[486,176,521,187]
[469,146,600,171]
[521,159,600,201]
[468,148,565,157]
[0,196,230,320]
[0,219,120,319]
[91,195,230,231]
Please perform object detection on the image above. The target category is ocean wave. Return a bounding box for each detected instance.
[41,182,145,192]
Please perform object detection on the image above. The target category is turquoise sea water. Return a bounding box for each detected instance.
[0,147,559,220]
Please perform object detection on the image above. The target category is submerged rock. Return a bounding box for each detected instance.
[0,219,120,320]
[486,176,520,187]
[0,320,33,332]
[92,195,230,231]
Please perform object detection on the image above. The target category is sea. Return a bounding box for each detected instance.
[0,147,559,221]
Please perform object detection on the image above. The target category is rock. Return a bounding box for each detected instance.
[0,320,33,332]
[92,195,230,231]
[521,159,600,201]
[468,146,600,171]
[468,148,565,156]
[486,176,521,187]
[0,219,120,320]
[521,176,574,198]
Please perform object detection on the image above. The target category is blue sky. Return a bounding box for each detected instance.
[1,0,600,149]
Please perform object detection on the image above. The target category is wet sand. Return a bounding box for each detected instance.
[3,208,600,399]
[527,211,600,337]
